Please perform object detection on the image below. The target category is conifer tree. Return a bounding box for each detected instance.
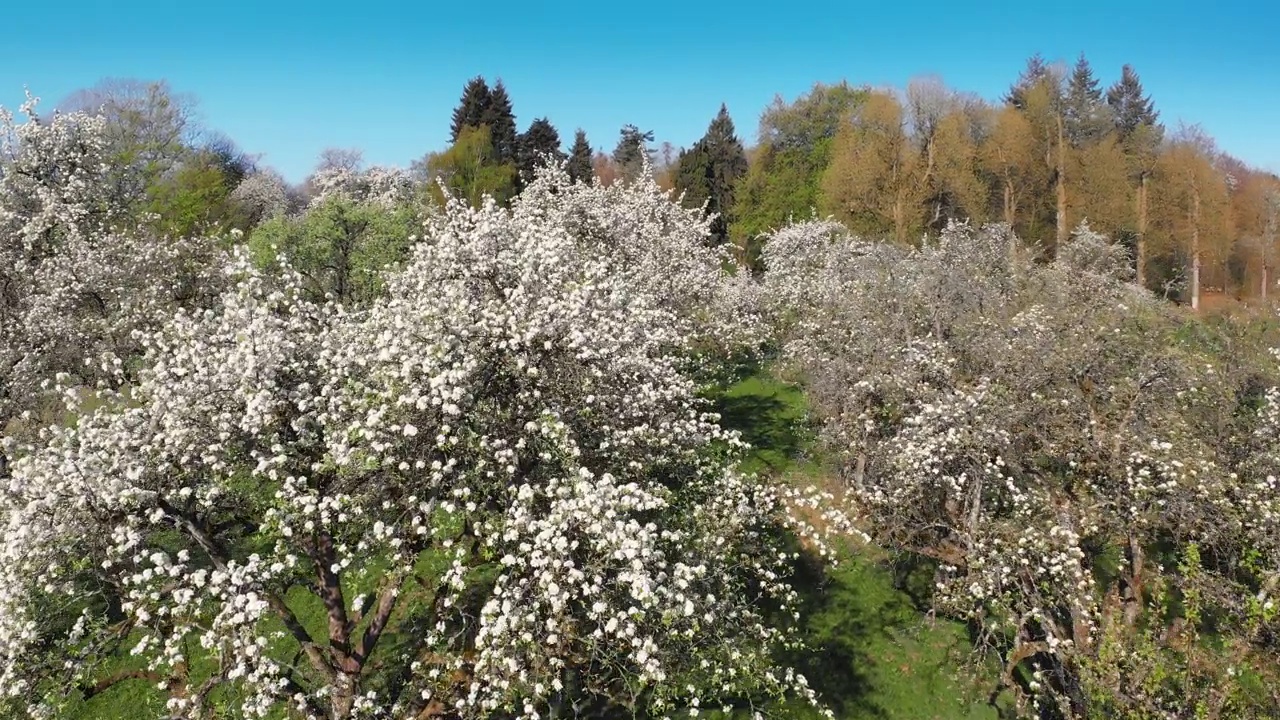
[450,76,491,144]
[482,79,519,165]
[1107,64,1163,286]
[1107,64,1160,141]
[1064,53,1111,147]
[674,104,748,244]
[613,124,655,182]
[1005,53,1053,110]
[566,129,593,184]
[517,117,564,182]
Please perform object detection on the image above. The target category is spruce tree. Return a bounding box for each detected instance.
[517,118,564,182]
[1106,64,1160,141]
[1005,53,1053,109]
[450,76,491,144]
[482,79,519,165]
[674,104,748,244]
[1064,53,1111,146]
[566,129,593,184]
[613,124,655,182]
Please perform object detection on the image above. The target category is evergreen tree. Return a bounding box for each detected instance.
[482,79,519,165]
[566,129,593,184]
[1005,53,1054,109]
[613,124,655,182]
[674,104,748,245]
[450,76,491,144]
[1106,64,1163,287]
[1064,53,1111,147]
[1107,64,1160,141]
[517,118,564,182]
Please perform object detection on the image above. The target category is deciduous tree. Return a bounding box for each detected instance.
[0,166,843,720]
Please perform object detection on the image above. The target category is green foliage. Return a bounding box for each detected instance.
[675,104,748,245]
[1004,53,1057,110]
[517,117,564,183]
[613,124,656,182]
[731,142,832,268]
[1064,53,1112,147]
[1107,64,1161,142]
[481,80,519,166]
[449,76,491,144]
[247,197,417,305]
[143,150,245,237]
[730,81,866,269]
[424,125,518,207]
[566,129,593,184]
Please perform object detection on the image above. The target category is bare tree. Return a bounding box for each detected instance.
[58,77,201,207]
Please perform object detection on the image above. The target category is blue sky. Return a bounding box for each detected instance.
[4,0,1277,184]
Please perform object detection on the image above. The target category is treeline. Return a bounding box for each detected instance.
[422,59,1280,307]
[39,58,1280,309]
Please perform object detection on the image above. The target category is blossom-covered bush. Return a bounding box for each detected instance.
[0,93,226,434]
[229,169,293,226]
[307,164,414,210]
[0,166,830,719]
[762,218,1280,717]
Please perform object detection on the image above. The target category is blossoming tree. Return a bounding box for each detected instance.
[761,219,1280,717]
[0,93,225,444]
[0,166,831,719]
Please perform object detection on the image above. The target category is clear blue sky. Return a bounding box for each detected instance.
[4,0,1277,184]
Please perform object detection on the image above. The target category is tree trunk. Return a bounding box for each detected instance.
[332,672,357,719]
[1191,182,1202,311]
[893,195,906,245]
[1123,534,1145,627]
[1262,264,1269,300]
[1055,115,1068,255]
[1136,173,1149,288]
[1003,179,1015,227]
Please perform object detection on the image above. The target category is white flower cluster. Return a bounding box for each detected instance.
[307,165,413,210]
[229,170,291,222]
[760,217,1280,715]
[0,93,227,431]
[0,166,823,719]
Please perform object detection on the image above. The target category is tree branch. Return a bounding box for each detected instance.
[353,573,406,665]
[80,670,165,700]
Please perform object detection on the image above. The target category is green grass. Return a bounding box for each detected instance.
[709,365,1004,720]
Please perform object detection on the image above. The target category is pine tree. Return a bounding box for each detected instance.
[482,79,519,165]
[613,124,655,182]
[1064,53,1111,147]
[1107,64,1163,287]
[674,104,749,244]
[450,77,491,144]
[1005,53,1053,109]
[566,129,593,184]
[517,117,564,182]
[1107,64,1160,141]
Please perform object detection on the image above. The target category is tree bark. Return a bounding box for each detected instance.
[1191,181,1202,311]
[1003,180,1015,227]
[1123,534,1145,627]
[1136,173,1149,287]
[1055,114,1068,254]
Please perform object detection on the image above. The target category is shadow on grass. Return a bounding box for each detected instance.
[763,544,996,720]
[780,550,890,719]
[703,366,812,475]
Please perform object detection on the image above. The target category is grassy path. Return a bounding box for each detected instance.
[708,368,1002,719]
